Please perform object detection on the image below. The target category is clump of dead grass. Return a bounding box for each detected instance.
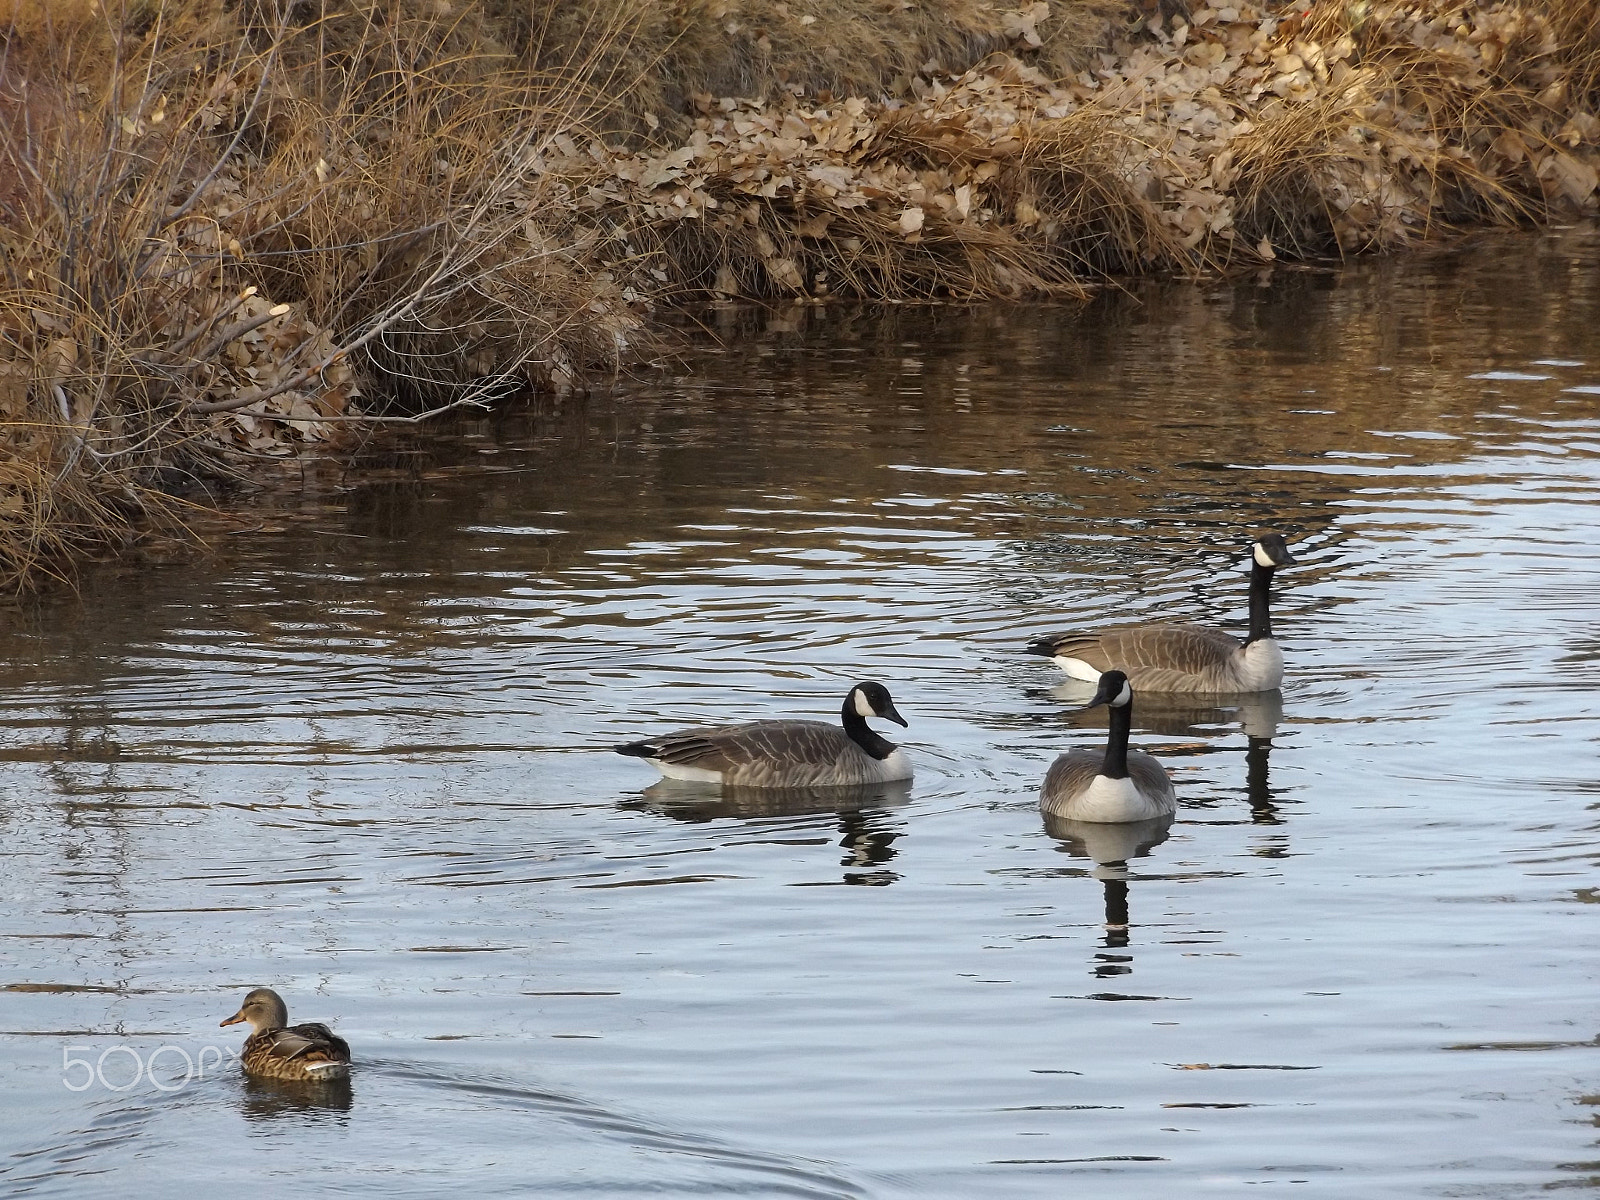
[1202,0,1599,255]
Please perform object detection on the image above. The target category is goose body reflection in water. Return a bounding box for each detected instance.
[1043,812,1175,964]
[614,683,912,788]
[1245,734,1280,824]
[1046,683,1284,741]
[629,780,913,885]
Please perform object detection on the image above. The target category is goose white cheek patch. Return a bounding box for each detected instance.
[853,690,876,718]
[1253,544,1277,568]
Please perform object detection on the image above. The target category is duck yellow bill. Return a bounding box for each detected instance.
[219,1010,245,1027]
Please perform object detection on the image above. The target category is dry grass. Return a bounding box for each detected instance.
[1224,0,1600,256]
[1227,80,1392,256]
[1016,105,1187,274]
[0,0,645,589]
[1544,1,1600,101]
[0,0,103,36]
[227,3,640,401]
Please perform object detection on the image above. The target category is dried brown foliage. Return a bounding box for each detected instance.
[564,0,1600,297]
[505,0,1126,138]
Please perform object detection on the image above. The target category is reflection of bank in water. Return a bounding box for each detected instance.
[1042,812,1173,964]
[1050,681,1286,821]
[627,779,912,885]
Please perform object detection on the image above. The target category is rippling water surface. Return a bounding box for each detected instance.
[3,230,1600,1197]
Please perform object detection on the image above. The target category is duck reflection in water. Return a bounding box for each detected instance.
[1042,812,1174,972]
[627,779,912,885]
[237,1073,353,1125]
[1050,680,1286,824]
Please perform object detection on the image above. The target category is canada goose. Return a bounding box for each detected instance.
[1040,670,1176,823]
[1027,532,1296,694]
[220,988,352,1082]
[614,682,912,788]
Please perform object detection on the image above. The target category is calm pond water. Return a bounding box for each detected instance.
[3,228,1600,1197]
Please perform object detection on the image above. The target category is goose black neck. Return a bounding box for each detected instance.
[1099,700,1132,779]
[1247,561,1276,644]
[841,699,896,761]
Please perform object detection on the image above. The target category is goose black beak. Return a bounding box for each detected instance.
[1083,682,1113,710]
[881,703,909,728]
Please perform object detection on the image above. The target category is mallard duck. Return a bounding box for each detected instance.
[1027,532,1297,694]
[614,682,912,788]
[1040,670,1177,823]
[220,987,351,1082]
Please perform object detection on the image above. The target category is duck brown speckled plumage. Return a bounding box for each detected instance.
[220,987,351,1082]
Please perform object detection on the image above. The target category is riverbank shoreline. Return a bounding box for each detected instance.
[2,0,1597,590]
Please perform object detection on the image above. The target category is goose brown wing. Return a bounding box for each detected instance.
[1102,624,1241,672]
[1040,750,1103,810]
[622,721,848,773]
[716,721,853,768]
[1034,624,1242,680]
[1126,750,1177,804]
[1041,750,1176,818]
[628,730,736,771]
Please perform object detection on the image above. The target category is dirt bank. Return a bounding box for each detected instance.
[1,0,1597,589]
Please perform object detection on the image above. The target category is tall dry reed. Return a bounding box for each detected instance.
[0,0,642,589]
